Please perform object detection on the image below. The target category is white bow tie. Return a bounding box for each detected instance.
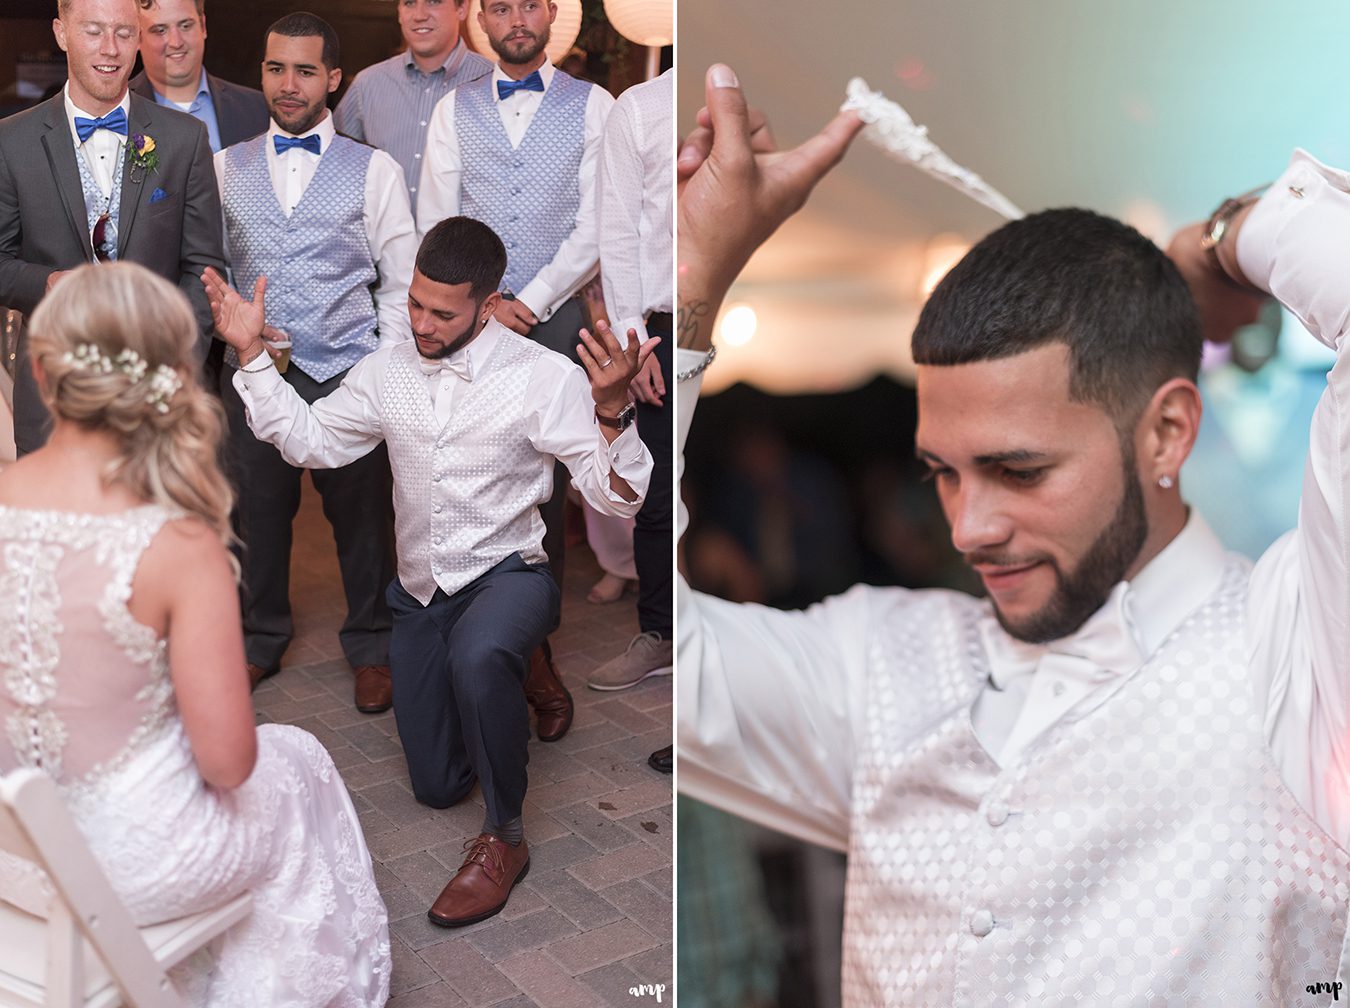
[417,352,473,381]
[981,581,1143,692]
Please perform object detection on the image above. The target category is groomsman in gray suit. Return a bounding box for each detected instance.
[0,0,225,455]
[129,0,269,153]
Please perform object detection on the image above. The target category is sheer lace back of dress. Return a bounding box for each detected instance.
[0,505,177,790]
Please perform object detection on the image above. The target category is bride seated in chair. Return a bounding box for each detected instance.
[0,262,390,1006]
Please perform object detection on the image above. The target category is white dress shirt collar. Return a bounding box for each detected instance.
[268,110,335,150]
[1127,507,1228,655]
[491,59,555,104]
[982,507,1228,689]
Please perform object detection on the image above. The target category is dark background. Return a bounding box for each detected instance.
[1,0,663,117]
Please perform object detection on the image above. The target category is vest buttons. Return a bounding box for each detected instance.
[434,504,443,514]
[986,802,1010,827]
[970,910,994,937]
[433,475,443,482]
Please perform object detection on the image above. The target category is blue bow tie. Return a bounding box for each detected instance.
[496,71,544,101]
[74,107,128,143]
[273,134,321,156]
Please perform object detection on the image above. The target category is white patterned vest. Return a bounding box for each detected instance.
[844,556,1350,1005]
[380,337,551,602]
[221,135,378,381]
[455,72,587,296]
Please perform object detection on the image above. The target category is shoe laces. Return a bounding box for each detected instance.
[461,834,506,881]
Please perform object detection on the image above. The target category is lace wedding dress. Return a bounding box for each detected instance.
[0,504,390,1006]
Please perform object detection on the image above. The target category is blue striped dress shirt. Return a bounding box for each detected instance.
[335,41,492,213]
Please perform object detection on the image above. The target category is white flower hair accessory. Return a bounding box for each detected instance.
[61,343,182,414]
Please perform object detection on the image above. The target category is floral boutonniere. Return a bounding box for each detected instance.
[128,133,159,182]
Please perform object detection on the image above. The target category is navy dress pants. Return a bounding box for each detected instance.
[386,554,560,826]
[634,314,673,637]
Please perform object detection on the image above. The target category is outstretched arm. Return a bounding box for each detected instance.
[676,66,871,847]
[1173,151,1350,842]
[204,268,386,468]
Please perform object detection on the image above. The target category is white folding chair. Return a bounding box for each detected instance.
[0,768,252,1008]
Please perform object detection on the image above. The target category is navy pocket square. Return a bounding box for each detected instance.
[149,187,169,204]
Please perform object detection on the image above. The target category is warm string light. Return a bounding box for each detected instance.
[719,304,758,347]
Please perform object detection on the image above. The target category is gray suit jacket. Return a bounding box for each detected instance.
[128,70,269,149]
[0,91,226,451]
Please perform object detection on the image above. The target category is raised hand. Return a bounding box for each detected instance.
[677,64,865,350]
[576,320,657,417]
[1165,219,1266,346]
[203,268,268,362]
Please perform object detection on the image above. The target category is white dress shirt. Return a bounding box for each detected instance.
[415,60,614,321]
[64,85,130,199]
[233,318,649,564]
[214,113,416,345]
[598,69,673,344]
[677,148,1350,852]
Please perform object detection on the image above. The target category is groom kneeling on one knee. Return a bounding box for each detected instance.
[205,215,655,926]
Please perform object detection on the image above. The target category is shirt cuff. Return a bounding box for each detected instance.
[517,279,554,321]
[603,422,646,478]
[232,358,286,398]
[612,314,650,347]
[1237,148,1350,351]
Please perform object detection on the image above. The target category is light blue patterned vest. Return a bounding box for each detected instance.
[455,71,588,296]
[221,135,378,381]
[75,144,124,262]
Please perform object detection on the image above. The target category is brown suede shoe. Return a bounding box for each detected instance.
[353,664,393,713]
[524,643,573,742]
[427,833,530,927]
[246,663,276,690]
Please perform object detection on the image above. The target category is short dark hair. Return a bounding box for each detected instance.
[911,208,1202,427]
[266,11,339,70]
[416,217,508,300]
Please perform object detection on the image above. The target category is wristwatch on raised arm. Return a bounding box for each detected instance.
[1199,184,1268,277]
[595,402,636,431]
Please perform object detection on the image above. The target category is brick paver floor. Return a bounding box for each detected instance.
[254,485,673,1006]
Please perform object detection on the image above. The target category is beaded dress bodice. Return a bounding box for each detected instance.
[0,504,177,795]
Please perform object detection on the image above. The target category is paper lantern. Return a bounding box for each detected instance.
[464,0,582,67]
[602,0,672,47]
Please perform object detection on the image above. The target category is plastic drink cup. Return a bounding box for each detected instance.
[267,333,292,374]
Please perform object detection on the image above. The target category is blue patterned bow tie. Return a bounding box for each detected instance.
[496,71,544,100]
[273,134,321,156]
[73,107,128,143]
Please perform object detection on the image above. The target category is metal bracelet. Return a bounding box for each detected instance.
[676,344,717,382]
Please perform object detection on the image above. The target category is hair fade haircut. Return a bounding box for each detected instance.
[266,10,339,70]
[415,217,508,300]
[911,208,1202,427]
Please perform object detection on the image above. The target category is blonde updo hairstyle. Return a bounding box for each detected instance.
[27,262,233,544]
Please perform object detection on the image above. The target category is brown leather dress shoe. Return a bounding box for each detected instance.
[353,664,393,713]
[246,662,275,690]
[524,642,573,742]
[427,833,530,927]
